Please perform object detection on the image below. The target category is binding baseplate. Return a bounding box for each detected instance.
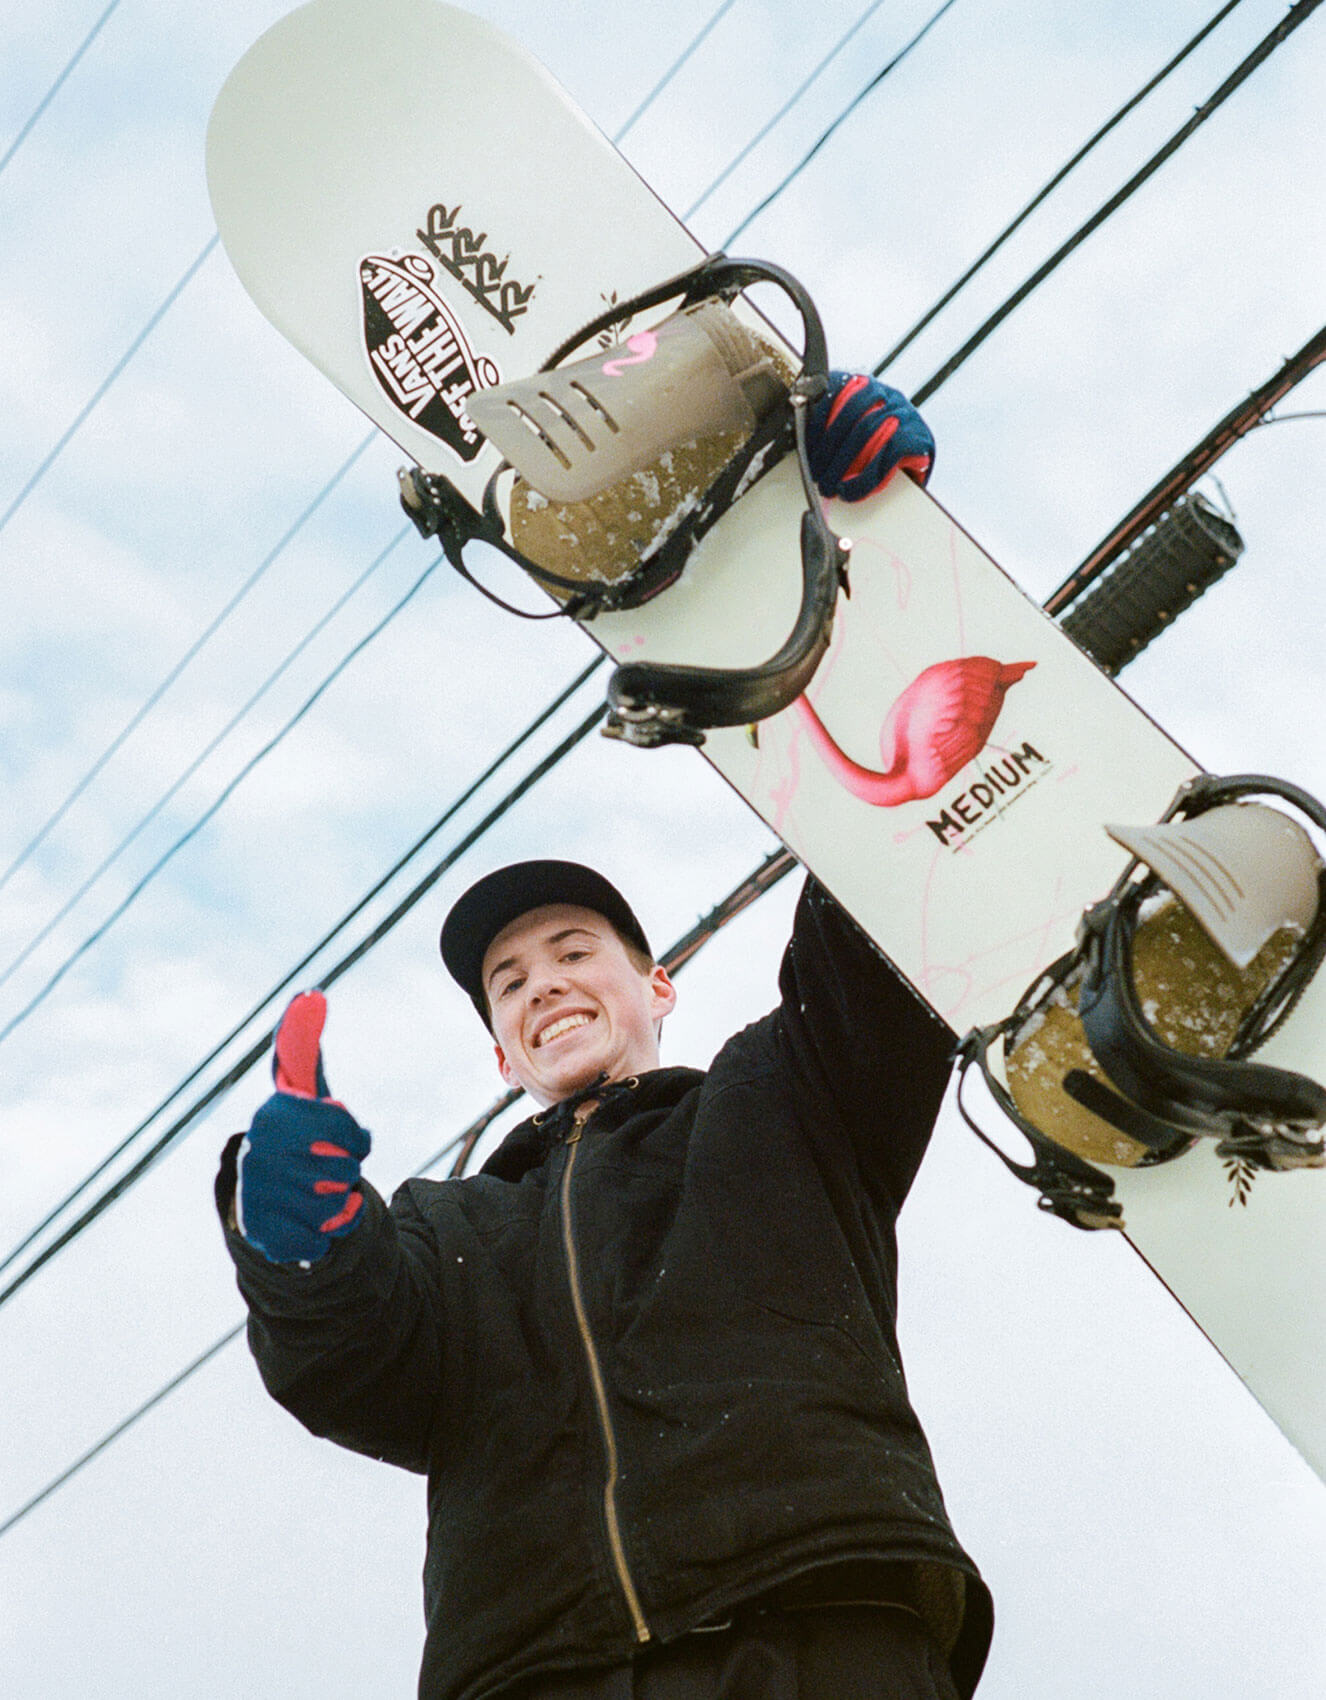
[956,773,1326,1228]
[398,253,849,748]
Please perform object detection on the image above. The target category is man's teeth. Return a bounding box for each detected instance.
[536,1013,593,1047]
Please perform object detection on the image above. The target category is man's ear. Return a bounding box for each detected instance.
[494,1042,515,1086]
[649,963,678,1022]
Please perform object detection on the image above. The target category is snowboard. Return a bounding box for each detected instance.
[206,0,1326,1482]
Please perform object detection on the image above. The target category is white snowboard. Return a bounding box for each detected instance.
[207,0,1326,1482]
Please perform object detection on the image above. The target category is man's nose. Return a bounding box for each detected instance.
[527,964,569,1002]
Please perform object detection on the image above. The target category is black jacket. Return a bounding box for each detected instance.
[219,880,992,1700]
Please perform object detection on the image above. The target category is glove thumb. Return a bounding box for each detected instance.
[272,990,331,1099]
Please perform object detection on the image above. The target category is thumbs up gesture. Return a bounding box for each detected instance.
[235,991,371,1264]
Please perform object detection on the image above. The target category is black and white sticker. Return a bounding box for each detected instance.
[359,252,500,462]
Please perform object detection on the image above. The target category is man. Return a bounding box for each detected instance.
[218,376,993,1700]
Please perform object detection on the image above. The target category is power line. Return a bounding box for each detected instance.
[0,695,609,1312]
[0,841,795,1542]
[0,519,412,990]
[683,0,891,222]
[0,0,122,180]
[0,0,764,921]
[612,0,743,142]
[0,233,219,542]
[0,430,378,895]
[721,0,961,248]
[2,0,1299,1272]
[872,0,1249,377]
[908,0,1324,404]
[0,532,436,1052]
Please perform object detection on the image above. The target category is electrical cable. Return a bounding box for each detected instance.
[0,842,795,1541]
[2,0,1321,1559]
[5,0,1312,1380]
[0,532,437,1051]
[0,234,219,541]
[683,0,890,222]
[0,0,769,917]
[612,0,743,143]
[907,0,1324,405]
[0,654,605,1287]
[721,0,961,248]
[0,0,122,180]
[871,0,1248,377]
[0,519,414,986]
[0,696,609,1313]
[0,429,378,895]
[3,0,1306,1269]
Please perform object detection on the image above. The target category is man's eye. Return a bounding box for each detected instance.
[497,976,523,998]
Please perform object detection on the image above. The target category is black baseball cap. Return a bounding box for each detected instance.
[440,860,653,1027]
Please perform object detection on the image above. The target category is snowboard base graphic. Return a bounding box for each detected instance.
[207,0,1326,1482]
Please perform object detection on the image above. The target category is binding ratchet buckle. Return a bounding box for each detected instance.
[398,254,848,748]
[956,773,1326,1229]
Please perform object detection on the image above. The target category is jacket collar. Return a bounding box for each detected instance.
[480,1066,703,1181]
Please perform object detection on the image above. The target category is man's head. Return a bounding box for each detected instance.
[439,862,676,1107]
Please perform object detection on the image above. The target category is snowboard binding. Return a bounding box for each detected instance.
[399,254,849,747]
[956,773,1326,1229]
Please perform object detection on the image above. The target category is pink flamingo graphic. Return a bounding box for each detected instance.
[794,656,1035,806]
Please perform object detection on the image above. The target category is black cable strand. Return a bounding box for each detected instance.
[0,697,608,1311]
[0,655,604,1286]
[0,235,220,541]
[0,535,440,1050]
[872,0,1248,377]
[0,429,378,895]
[909,0,1324,405]
[0,843,798,1540]
[683,0,890,221]
[0,1324,241,1542]
[0,517,410,985]
[612,0,743,142]
[721,0,961,248]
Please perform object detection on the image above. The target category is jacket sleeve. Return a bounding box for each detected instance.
[774,877,956,1212]
[216,1133,446,1473]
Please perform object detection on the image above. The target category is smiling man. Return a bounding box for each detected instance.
[217,378,992,1700]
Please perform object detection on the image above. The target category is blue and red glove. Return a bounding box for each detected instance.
[235,991,370,1265]
[807,372,934,502]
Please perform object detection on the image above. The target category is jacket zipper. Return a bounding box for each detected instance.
[560,1125,651,1645]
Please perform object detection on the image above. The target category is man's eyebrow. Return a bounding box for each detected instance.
[485,926,601,989]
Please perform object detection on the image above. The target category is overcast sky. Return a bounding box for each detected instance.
[2,1,1324,1696]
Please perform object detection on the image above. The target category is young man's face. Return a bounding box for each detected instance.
[482,902,676,1108]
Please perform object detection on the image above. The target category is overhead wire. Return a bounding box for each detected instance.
[0,653,605,1288]
[612,0,743,142]
[907,0,1324,403]
[0,234,220,541]
[0,0,1305,1278]
[871,0,1249,376]
[0,520,416,989]
[0,842,794,1541]
[0,430,379,897]
[4,0,1321,1554]
[0,0,123,181]
[0,532,439,1050]
[682,0,891,222]
[0,694,611,1312]
[721,0,961,248]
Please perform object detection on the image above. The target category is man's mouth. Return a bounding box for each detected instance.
[533,1012,594,1049]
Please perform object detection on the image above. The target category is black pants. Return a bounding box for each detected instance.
[511,1605,962,1700]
